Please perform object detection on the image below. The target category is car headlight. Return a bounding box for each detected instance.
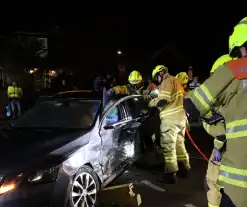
[0,173,23,195]
[27,167,59,185]
[0,166,59,195]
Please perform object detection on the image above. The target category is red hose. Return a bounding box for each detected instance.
[185,128,209,162]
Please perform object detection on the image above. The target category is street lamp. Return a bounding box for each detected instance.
[117,50,122,55]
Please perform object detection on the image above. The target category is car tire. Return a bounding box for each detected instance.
[68,165,100,207]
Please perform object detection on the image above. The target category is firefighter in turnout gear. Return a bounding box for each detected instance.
[176,72,190,130]
[184,17,247,207]
[175,72,189,95]
[107,70,147,97]
[149,65,190,184]
[202,54,232,207]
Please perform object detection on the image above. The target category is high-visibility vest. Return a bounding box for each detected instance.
[7,86,22,98]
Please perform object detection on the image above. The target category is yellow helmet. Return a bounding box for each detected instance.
[128,70,143,85]
[152,65,168,79]
[210,54,232,74]
[175,72,188,85]
[229,17,247,56]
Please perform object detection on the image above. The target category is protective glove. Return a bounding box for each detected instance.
[150,89,159,99]
[201,112,224,125]
[213,148,222,162]
[148,99,156,108]
[107,88,116,97]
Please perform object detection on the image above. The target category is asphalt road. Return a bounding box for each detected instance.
[99,126,213,207]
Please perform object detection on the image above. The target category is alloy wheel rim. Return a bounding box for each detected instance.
[71,172,97,207]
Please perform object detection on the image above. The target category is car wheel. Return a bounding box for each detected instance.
[69,166,100,207]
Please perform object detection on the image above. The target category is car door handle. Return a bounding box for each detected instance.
[121,123,128,129]
[126,129,136,134]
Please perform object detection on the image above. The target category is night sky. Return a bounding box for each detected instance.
[2,14,246,79]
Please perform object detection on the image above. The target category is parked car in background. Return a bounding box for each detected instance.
[0,90,148,207]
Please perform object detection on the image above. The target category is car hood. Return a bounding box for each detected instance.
[0,127,91,174]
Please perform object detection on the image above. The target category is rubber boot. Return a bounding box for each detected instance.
[177,162,190,178]
[177,168,190,178]
[159,173,177,184]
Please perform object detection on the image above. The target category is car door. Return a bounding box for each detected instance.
[122,96,150,160]
[99,95,146,179]
[98,99,128,180]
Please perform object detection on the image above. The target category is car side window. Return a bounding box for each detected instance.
[103,100,124,125]
[125,97,146,119]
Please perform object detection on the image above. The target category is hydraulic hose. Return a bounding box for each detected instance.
[185,128,209,162]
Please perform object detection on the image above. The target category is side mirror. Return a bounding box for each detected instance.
[103,125,114,130]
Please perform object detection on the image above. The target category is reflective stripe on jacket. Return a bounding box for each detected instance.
[202,107,226,150]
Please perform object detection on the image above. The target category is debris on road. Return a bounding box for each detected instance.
[100,183,142,206]
[141,180,166,192]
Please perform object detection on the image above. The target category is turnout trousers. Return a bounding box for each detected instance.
[206,153,222,207]
[160,118,190,173]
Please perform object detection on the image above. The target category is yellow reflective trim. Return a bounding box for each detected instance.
[164,157,177,163]
[214,139,223,144]
[159,91,183,102]
[164,156,176,159]
[225,119,247,139]
[171,91,183,97]
[226,119,247,128]
[219,165,247,188]
[218,175,247,188]
[158,94,170,99]
[221,165,247,176]
[177,153,189,161]
[226,131,247,139]
[201,84,215,104]
[160,90,171,95]
[160,109,184,118]
[160,105,183,114]
[202,122,210,133]
[160,106,184,118]
[170,92,184,100]
[208,203,219,207]
[194,90,210,111]
[165,160,177,163]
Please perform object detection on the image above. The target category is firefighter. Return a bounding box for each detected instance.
[149,65,190,184]
[107,70,146,96]
[175,72,189,95]
[184,17,247,207]
[176,72,190,130]
[202,54,233,207]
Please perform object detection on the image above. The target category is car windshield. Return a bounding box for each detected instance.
[13,99,101,129]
